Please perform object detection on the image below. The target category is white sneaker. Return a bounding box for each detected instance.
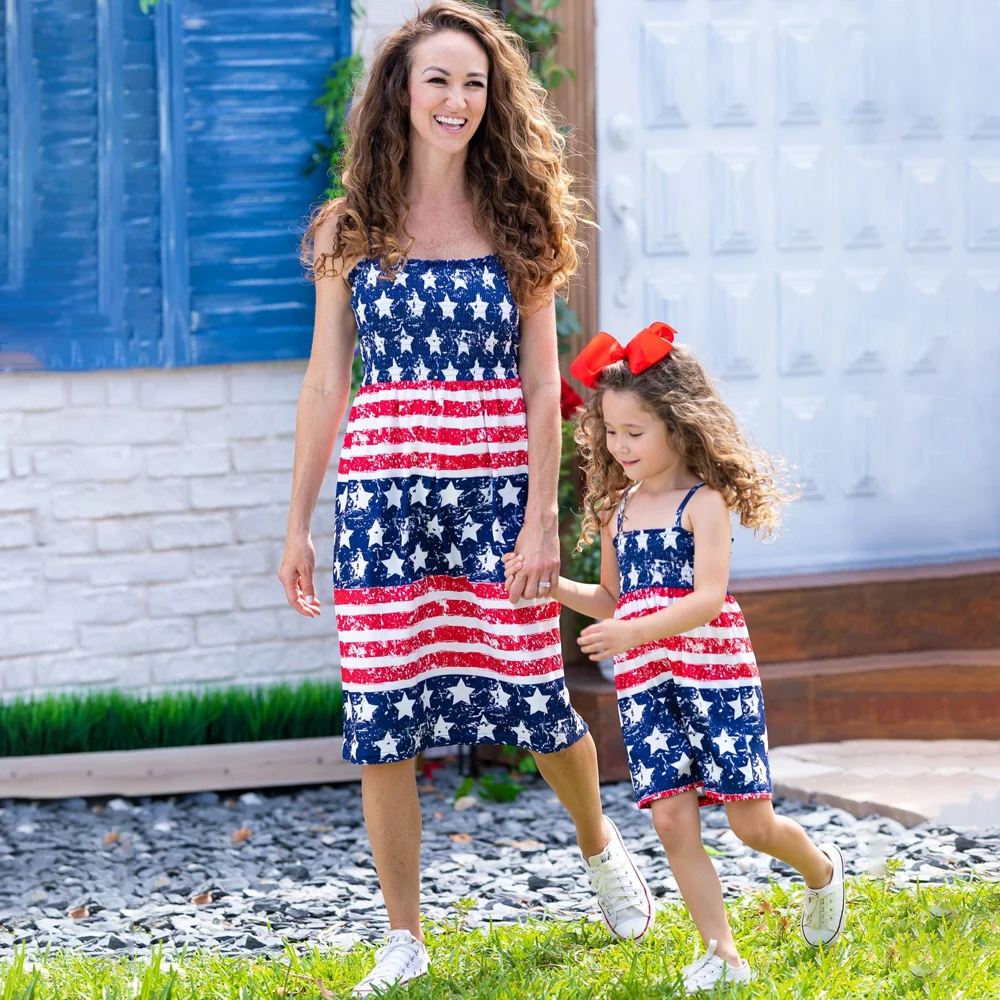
[585,816,653,941]
[351,929,429,997]
[681,939,752,994]
[801,842,847,947]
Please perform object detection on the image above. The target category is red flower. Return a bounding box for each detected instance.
[560,376,584,421]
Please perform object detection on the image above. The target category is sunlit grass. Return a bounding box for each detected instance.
[2,878,998,998]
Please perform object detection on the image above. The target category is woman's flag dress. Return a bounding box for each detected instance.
[334,253,588,765]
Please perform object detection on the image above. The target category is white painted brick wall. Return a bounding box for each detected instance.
[0,361,346,698]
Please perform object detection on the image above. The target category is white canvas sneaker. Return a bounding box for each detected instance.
[585,816,654,941]
[801,842,847,947]
[681,939,752,994]
[351,929,429,997]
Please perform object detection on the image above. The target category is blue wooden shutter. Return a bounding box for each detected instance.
[0,0,350,371]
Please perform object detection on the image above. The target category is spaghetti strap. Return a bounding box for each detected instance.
[674,483,705,529]
[617,483,638,536]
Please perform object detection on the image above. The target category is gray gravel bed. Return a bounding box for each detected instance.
[0,768,996,958]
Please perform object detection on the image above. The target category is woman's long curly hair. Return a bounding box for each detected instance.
[300,0,587,308]
[573,344,796,551]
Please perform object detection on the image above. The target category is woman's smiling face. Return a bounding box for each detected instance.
[407,29,489,152]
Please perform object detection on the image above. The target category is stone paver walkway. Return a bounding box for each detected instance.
[769,740,1000,828]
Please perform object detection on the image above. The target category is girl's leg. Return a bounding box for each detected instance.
[651,791,741,966]
[361,759,424,941]
[725,799,834,888]
[530,731,608,857]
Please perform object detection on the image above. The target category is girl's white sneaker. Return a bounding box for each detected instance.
[801,842,847,947]
[351,929,429,996]
[681,939,752,994]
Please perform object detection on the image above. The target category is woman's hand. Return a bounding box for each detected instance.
[577,617,640,660]
[278,533,321,618]
[506,519,560,604]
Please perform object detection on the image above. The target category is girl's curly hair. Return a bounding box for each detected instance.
[299,0,588,308]
[573,343,796,551]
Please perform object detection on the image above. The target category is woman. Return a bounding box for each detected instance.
[279,3,651,993]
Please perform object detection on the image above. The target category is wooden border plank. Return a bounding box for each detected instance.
[0,737,361,800]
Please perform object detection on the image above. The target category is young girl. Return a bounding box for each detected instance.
[504,323,847,993]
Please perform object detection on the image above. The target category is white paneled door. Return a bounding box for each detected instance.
[595,0,1000,577]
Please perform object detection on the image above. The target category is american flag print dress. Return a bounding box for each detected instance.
[333,253,588,765]
[613,482,772,809]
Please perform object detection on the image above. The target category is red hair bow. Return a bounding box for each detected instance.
[569,322,677,390]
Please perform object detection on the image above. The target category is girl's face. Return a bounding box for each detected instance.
[602,389,678,482]
[407,30,489,154]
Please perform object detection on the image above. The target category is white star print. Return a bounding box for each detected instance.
[661,530,679,551]
[754,755,768,781]
[434,716,452,740]
[705,758,724,783]
[381,483,403,511]
[624,699,645,725]
[369,366,379,382]
[482,265,495,289]
[338,526,353,548]
[356,301,367,325]
[393,270,408,286]
[484,332,497,352]
[493,684,511,708]
[448,679,475,704]
[747,689,760,717]
[425,329,442,354]
[375,733,399,758]
[493,363,506,379]
[395,694,415,719]
[408,291,425,317]
[628,566,640,588]
[478,550,500,573]
[421,686,433,710]
[461,516,482,541]
[492,519,505,544]
[410,545,428,571]
[387,359,403,381]
[636,762,656,788]
[680,564,694,585]
[350,737,359,757]
[738,760,755,785]
[672,753,694,776]
[409,480,430,505]
[525,688,550,714]
[355,697,377,722]
[686,726,705,750]
[727,695,744,719]
[366,263,379,287]
[651,567,664,585]
[438,295,457,319]
[426,516,444,540]
[644,727,670,753]
[553,730,568,746]
[713,729,737,756]
[477,716,497,740]
[457,336,470,356]
[499,296,512,322]
[374,291,393,318]
[442,362,459,380]
[381,551,405,577]
[469,294,488,321]
[373,333,385,354]
[420,271,437,289]
[450,270,468,290]
[337,489,348,512]
[351,483,374,510]
[479,485,493,503]
[514,721,532,744]
[692,689,712,716]
[445,544,463,569]
[415,359,431,380]
[440,481,463,506]
[635,531,649,551]
[400,333,414,352]
[470,361,485,380]
[498,479,521,506]
[349,550,368,578]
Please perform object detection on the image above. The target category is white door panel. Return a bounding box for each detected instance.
[595,0,1000,577]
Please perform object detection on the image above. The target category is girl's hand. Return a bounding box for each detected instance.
[502,551,526,603]
[508,519,560,603]
[577,618,639,660]
[278,534,321,618]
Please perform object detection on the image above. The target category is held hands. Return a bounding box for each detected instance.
[501,551,557,602]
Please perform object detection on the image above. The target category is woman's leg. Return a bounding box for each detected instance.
[530,731,608,857]
[651,791,741,965]
[725,799,833,888]
[361,759,424,941]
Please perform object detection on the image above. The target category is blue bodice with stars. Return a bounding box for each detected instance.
[348,253,520,384]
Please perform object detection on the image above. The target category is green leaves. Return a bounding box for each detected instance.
[0,681,343,757]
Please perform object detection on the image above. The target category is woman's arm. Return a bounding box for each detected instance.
[278,216,359,617]
[507,291,561,603]
[574,489,731,660]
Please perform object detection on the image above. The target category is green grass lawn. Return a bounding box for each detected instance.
[2,879,998,999]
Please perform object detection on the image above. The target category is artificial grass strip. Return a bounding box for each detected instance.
[0,680,343,758]
[1,879,998,998]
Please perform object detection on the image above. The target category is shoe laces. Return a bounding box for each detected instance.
[358,931,421,986]
[804,885,839,928]
[589,856,643,915]
[681,939,718,981]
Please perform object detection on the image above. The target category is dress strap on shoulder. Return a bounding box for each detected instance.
[616,483,638,536]
[674,483,705,529]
